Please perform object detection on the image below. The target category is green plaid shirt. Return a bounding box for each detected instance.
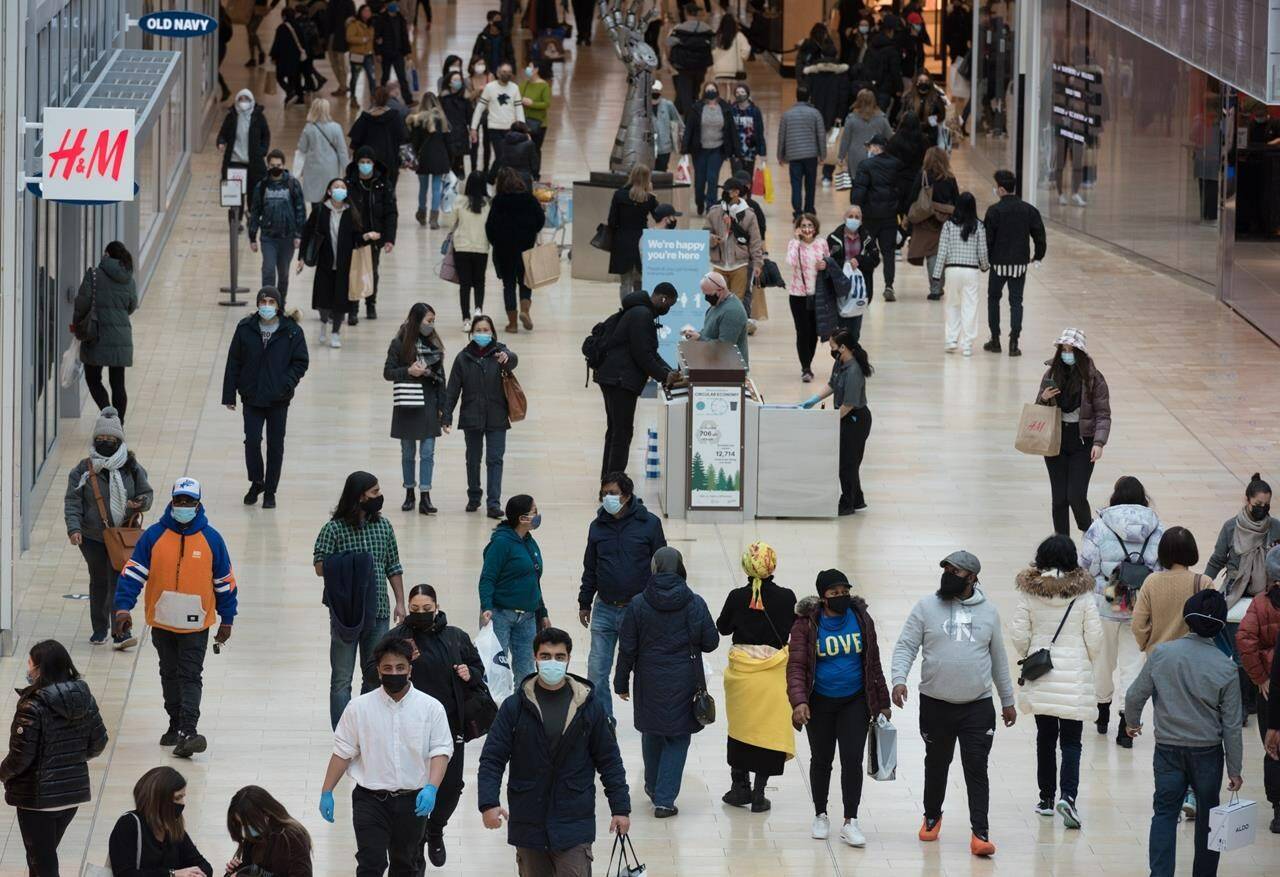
[313,517,404,619]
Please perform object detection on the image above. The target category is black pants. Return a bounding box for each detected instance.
[919,694,995,832]
[152,628,209,735]
[987,271,1027,338]
[600,385,638,478]
[352,786,428,877]
[788,295,818,372]
[1258,693,1280,803]
[454,251,488,319]
[380,53,414,101]
[788,156,818,217]
[499,263,532,312]
[84,365,128,421]
[79,538,116,639]
[672,69,707,117]
[1044,421,1095,535]
[863,221,897,288]
[277,68,303,99]
[1034,715,1083,802]
[16,807,76,877]
[242,402,289,493]
[571,0,595,40]
[654,152,671,172]
[806,692,870,818]
[425,741,465,838]
[367,245,383,307]
[838,408,871,511]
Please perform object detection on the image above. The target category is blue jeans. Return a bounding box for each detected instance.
[259,237,295,301]
[417,173,444,213]
[328,616,390,729]
[1150,744,1223,877]
[788,156,818,217]
[349,54,376,99]
[587,599,628,721]
[491,608,537,683]
[400,437,436,490]
[692,148,724,212]
[641,732,691,808]
[464,428,506,510]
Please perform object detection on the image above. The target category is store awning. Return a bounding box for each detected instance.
[75,48,181,135]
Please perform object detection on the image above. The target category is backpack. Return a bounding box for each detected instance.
[670,29,713,70]
[581,308,627,386]
[1102,523,1155,612]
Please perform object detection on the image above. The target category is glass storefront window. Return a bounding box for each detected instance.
[971,0,1018,175]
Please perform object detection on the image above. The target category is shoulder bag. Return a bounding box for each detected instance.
[71,267,99,343]
[1016,598,1076,684]
[88,463,144,572]
[393,382,426,408]
[907,171,935,224]
[686,613,716,726]
[438,233,460,284]
[590,223,614,251]
[447,635,499,742]
[502,369,527,423]
[83,811,143,876]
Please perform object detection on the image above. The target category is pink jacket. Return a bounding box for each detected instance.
[787,237,829,297]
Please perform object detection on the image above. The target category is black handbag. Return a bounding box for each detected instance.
[1017,598,1076,685]
[71,267,99,343]
[449,636,499,742]
[759,258,786,289]
[686,615,715,726]
[590,222,614,252]
[302,214,322,267]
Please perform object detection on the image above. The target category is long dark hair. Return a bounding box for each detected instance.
[464,171,488,214]
[332,471,380,526]
[716,13,739,49]
[441,54,462,79]
[399,302,439,364]
[495,166,526,194]
[28,640,79,689]
[832,329,874,377]
[951,192,978,241]
[134,767,188,842]
[1109,475,1149,508]
[228,785,312,851]
[1048,344,1090,400]
[105,240,133,272]
[326,177,364,230]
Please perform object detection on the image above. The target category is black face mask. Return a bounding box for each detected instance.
[269,167,284,177]
[830,349,841,360]
[704,293,718,307]
[653,298,673,315]
[406,611,435,630]
[704,91,719,101]
[94,438,121,457]
[939,571,970,598]
[361,495,385,515]
[1249,504,1270,522]
[917,84,931,94]
[825,595,852,615]
[174,803,186,817]
[380,672,410,694]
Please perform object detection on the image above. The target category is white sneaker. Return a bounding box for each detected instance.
[944,342,958,353]
[329,334,342,349]
[822,178,832,188]
[1058,193,1068,205]
[1072,193,1088,207]
[319,324,329,343]
[962,347,973,357]
[840,819,867,847]
[811,813,830,840]
[463,318,473,332]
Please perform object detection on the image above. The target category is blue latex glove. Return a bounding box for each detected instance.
[319,790,335,823]
[415,784,438,817]
[800,395,822,409]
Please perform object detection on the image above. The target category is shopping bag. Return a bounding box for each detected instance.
[833,170,852,191]
[348,246,375,301]
[761,164,774,203]
[475,623,514,703]
[750,284,769,320]
[1208,794,1256,852]
[502,370,527,423]
[606,834,647,877]
[673,155,693,185]
[866,714,897,781]
[438,236,459,284]
[1014,402,1062,457]
[59,339,83,389]
[521,241,561,289]
[226,0,254,24]
[264,75,278,96]
[751,166,765,197]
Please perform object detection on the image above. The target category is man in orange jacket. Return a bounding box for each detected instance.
[115,477,238,758]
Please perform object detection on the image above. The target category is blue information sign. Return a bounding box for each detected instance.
[640,229,711,368]
[138,11,219,37]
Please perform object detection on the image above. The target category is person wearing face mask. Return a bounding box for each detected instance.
[615,546,720,817]
[1237,544,1280,832]
[1206,473,1280,610]
[850,134,903,300]
[384,585,486,866]
[898,12,928,91]
[75,240,138,421]
[343,140,402,322]
[0,640,108,876]
[221,287,309,510]
[373,2,415,106]
[384,303,446,515]
[682,83,741,215]
[815,205,880,344]
[902,74,947,148]
[478,495,549,684]
[861,17,902,112]
[344,5,377,108]
[217,89,271,212]
[786,213,829,381]
[473,12,516,76]
[519,61,552,150]
[224,785,313,876]
[440,69,474,177]
[319,637,453,874]
[711,14,751,90]
[247,150,307,302]
[839,16,873,66]
[297,177,379,347]
[981,169,1046,356]
[470,62,525,171]
[891,551,1016,858]
[444,315,520,513]
[786,569,887,846]
[115,478,238,759]
[63,406,153,646]
[703,177,762,323]
[478,627,631,875]
[1125,589,1244,877]
[649,82,684,172]
[108,767,212,877]
[799,329,873,515]
[684,270,750,366]
[777,86,828,218]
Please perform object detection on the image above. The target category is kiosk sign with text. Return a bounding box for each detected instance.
[689,384,743,509]
[41,108,136,202]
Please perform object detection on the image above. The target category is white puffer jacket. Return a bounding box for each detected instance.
[1009,567,1104,721]
[1079,504,1165,621]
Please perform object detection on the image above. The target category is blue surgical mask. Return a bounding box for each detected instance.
[525,65,534,78]
[245,826,261,839]
[330,188,348,202]
[472,332,493,347]
[171,505,197,524]
[845,217,862,231]
[450,79,463,92]
[388,2,399,10]
[1060,350,1076,366]
[602,495,624,515]
[526,513,542,530]
[358,161,374,176]
[537,659,567,685]
[257,305,277,320]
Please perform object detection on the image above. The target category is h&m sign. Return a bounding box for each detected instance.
[40,108,136,202]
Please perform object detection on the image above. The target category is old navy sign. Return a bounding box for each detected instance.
[138,11,218,37]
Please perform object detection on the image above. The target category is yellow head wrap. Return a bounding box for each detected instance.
[741,542,777,610]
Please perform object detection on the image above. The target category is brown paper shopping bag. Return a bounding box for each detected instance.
[348,246,375,301]
[521,242,561,289]
[1014,403,1062,456]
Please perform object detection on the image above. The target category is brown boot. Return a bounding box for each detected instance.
[505,310,519,332]
[429,210,440,230]
[519,299,534,330]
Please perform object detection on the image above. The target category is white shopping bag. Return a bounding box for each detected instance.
[475,623,514,703]
[1208,795,1256,852]
[59,339,83,389]
[440,171,459,213]
[866,714,897,781]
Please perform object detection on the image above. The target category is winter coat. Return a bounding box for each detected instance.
[344,156,399,243]
[248,171,307,242]
[983,193,1047,267]
[0,680,108,809]
[1079,504,1164,621]
[717,579,796,648]
[705,203,763,275]
[327,0,355,51]
[74,257,137,368]
[1035,360,1112,445]
[387,609,485,734]
[485,192,544,278]
[850,151,903,223]
[441,92,473,159]
[886,129,929,214]
[862,33,901,99]
[592,292,674,395]
[269,21,305,74]
[838,110,893,174]
[299,202,368,311]
[729,101,766,159]
[786,595,889,714]
[803,61,853,128]
[221,314,309,408]
[345,16,375,56]
[1237,590,1280,687]
[615,572,719,735]
[1008,567,1104,721]
[578,498,667,609]
[711,31,751,79]
[64,454,153,542]
[905,173,958,262]
[373,11,410,56]
[491,129,540,189]
[407,115,453,176]
[606,188,658,276]
[899,87,948,143]
[776,102,827,162]
[443,342,519,432]
[477,675,630,851]
[681,99,741,157]
[1204,515,1280,600]
[815,227,879,337]
[478,523,545,617]
[217,104,271,195]
[295,121,350,204]
[383,331,445,441]
[348,110,409,184]
[472,28,515,70]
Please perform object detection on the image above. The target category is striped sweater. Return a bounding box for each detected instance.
[932,220,990,279]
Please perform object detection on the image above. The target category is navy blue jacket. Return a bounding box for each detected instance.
[614,573,720,736]
[579,497,666,609]
[221,314,309,408]
[477,675,630,851]
[321,551,377,644]
[247,171,306,242]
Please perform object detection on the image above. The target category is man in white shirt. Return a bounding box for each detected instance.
[470,62,525,171]
[319,637,453,876]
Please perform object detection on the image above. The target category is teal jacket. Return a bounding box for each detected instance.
[700,294,750,366]
[479,523,547,619]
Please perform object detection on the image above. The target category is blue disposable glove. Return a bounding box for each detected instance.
[800,395,822,409]
[415,784,438,817]
[319,790,335,823]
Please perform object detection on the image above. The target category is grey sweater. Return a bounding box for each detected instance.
[776,103,827,163]
[700,295,749,367]
[1125,634,1244,776]
[891,587,1015,707]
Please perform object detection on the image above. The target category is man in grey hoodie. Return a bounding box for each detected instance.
[891,550,1015,857]
[1125,589,1243,877]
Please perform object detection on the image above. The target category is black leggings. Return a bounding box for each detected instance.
[788,295,818,372]
[454,251,488,319]
[84,365,127,421]
[806,691,869,819]
[1044,421,1095,534]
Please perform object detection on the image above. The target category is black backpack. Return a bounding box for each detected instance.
[670,30,713,70]
[581,308,627,385]
[1103,523,1155,611]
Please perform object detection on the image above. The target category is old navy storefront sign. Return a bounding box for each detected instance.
[138,11,219,37]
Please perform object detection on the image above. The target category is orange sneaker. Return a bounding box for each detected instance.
[918,815,942,841]
[970,832,996,857]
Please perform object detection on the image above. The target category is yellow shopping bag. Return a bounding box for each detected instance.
[761,165,774,204]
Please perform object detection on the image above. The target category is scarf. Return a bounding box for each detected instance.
[79,444,129,527]
[1231,507,1271,600]
[741,542,777,610]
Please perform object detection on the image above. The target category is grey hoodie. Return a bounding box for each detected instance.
[891,586,1015,708]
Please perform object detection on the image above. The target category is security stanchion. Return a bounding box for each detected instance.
[219,206,249,307]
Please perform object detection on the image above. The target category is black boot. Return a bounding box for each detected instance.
[1270,802,1280,834]
[722,777,752,807]
[1096,702,1110,735]
[750,789,772,812]
[366,301,378,320]
[982,336,1002,353]
[243,482,264,505]
[419,492,436,515]
[1008,334,1021,356]
[1116,711,1133,748]
[401,488,415,511]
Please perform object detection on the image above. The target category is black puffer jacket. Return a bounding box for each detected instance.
[348,109,409,184]
[407,115,453,176]
[592,292,673,395]
[491,130,541,189]
[0,680,108,809]
[850,151,904,222]
[221,314,310,408]
[443,342,519,432]
[344,152,400,244]
[863,33,902,100]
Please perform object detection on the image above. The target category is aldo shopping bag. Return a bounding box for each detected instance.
[1208,794,1256,852]
[866,713,897,781]
[475,623,514,703]
[1014,402,1062,457]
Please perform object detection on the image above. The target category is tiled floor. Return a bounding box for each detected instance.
[3,2,1280,874]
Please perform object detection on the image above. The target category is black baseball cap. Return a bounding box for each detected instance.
[866,134,889,148]
[654,203,683,220]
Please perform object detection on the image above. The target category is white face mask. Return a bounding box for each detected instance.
[728,200,748,215]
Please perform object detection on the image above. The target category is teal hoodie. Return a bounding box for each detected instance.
[479,523,546,619]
